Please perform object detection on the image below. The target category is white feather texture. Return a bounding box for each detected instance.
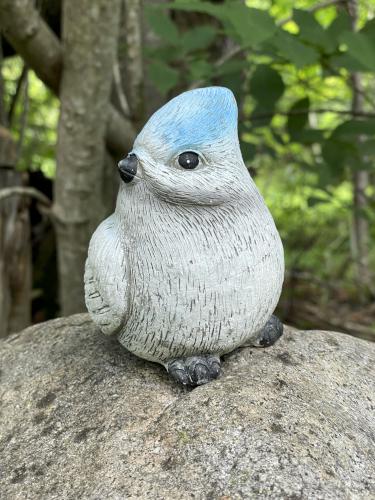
[85,87,284,365]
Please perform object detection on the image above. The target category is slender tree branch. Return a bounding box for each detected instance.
[8,64,28,127]
[16,68,29,160]
[106,106,135,157]
[121,0,144,123]
[0,186,51,205]
[347,0,372,300]
[112,61,130,118]
[0,0,136,155]
[0,0,62,92]
[0,125,17,165]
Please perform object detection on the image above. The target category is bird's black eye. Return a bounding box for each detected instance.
[178,151,199,169]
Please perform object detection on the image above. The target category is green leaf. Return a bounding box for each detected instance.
[316,162,342,187]
[287,97,310,139]
[329,53,369,72]
[323,121,375,172]
[250,104,271,126]
[360,139,375,158]
[188,60,213,82]
[269,29,320,68]
[145,6,179,44]
[218,72,243,101]
[249,65,285,126]
[145,45,182,63]
[307,196,328,207]
[250,65,285,107]
[148,60,179,95]
[224,5,277,46]
[339,31,375,71]
[296,129,325,145]
[271,131,285,145]
[322,137,359,171]
[326,11,351,40]
[240,141,256,162]
[215,60,247,77]
[293,9,335,52]
[180,25,217,52]
[360,19,375,45]
[167,2,276,46]
[332,119,375,138]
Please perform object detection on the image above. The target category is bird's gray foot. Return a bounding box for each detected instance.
[167,355,221,387]
[253,315,283,347]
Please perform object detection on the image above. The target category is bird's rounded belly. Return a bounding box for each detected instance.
[118,234,283,364]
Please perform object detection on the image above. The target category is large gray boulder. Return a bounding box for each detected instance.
[0,314,374,499]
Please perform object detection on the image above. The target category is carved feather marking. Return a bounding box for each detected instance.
[84,215,128,336]
[85,87,284,363]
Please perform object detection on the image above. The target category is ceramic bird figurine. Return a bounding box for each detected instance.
[85,87,284,387]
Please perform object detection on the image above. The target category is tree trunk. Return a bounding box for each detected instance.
[348,0,372,301]
[119,0,144,125]
[0,0,135,158]
[54,0,121,315]
[0,127,31,337]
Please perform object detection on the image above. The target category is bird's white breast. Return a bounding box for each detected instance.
[117,180,284,364]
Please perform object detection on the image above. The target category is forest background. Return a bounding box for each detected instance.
[0,0,374,341]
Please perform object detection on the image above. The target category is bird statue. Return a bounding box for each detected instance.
[85,86,284,387]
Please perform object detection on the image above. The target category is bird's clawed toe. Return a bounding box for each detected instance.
[167,355,221,387]
[253,315,283,347]
[167,359,190,386]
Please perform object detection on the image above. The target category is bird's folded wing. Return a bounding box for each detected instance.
[84,215,128,335]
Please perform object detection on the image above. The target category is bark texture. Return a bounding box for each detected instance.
[54,0,121,315]
[0,0,62,92]
[120,0,144,124]
[348,0,372,300]
[0,314,374,498]
[0,0,135,156]
[350,73,371,299]
[0,127,31,337]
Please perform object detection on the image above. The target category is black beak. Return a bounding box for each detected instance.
[118,153,138,183]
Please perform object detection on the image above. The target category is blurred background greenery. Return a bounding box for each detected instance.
[0,0,374,340]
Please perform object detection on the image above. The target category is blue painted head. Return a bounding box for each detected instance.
[134,87,238,159]
[124,87,250,206]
